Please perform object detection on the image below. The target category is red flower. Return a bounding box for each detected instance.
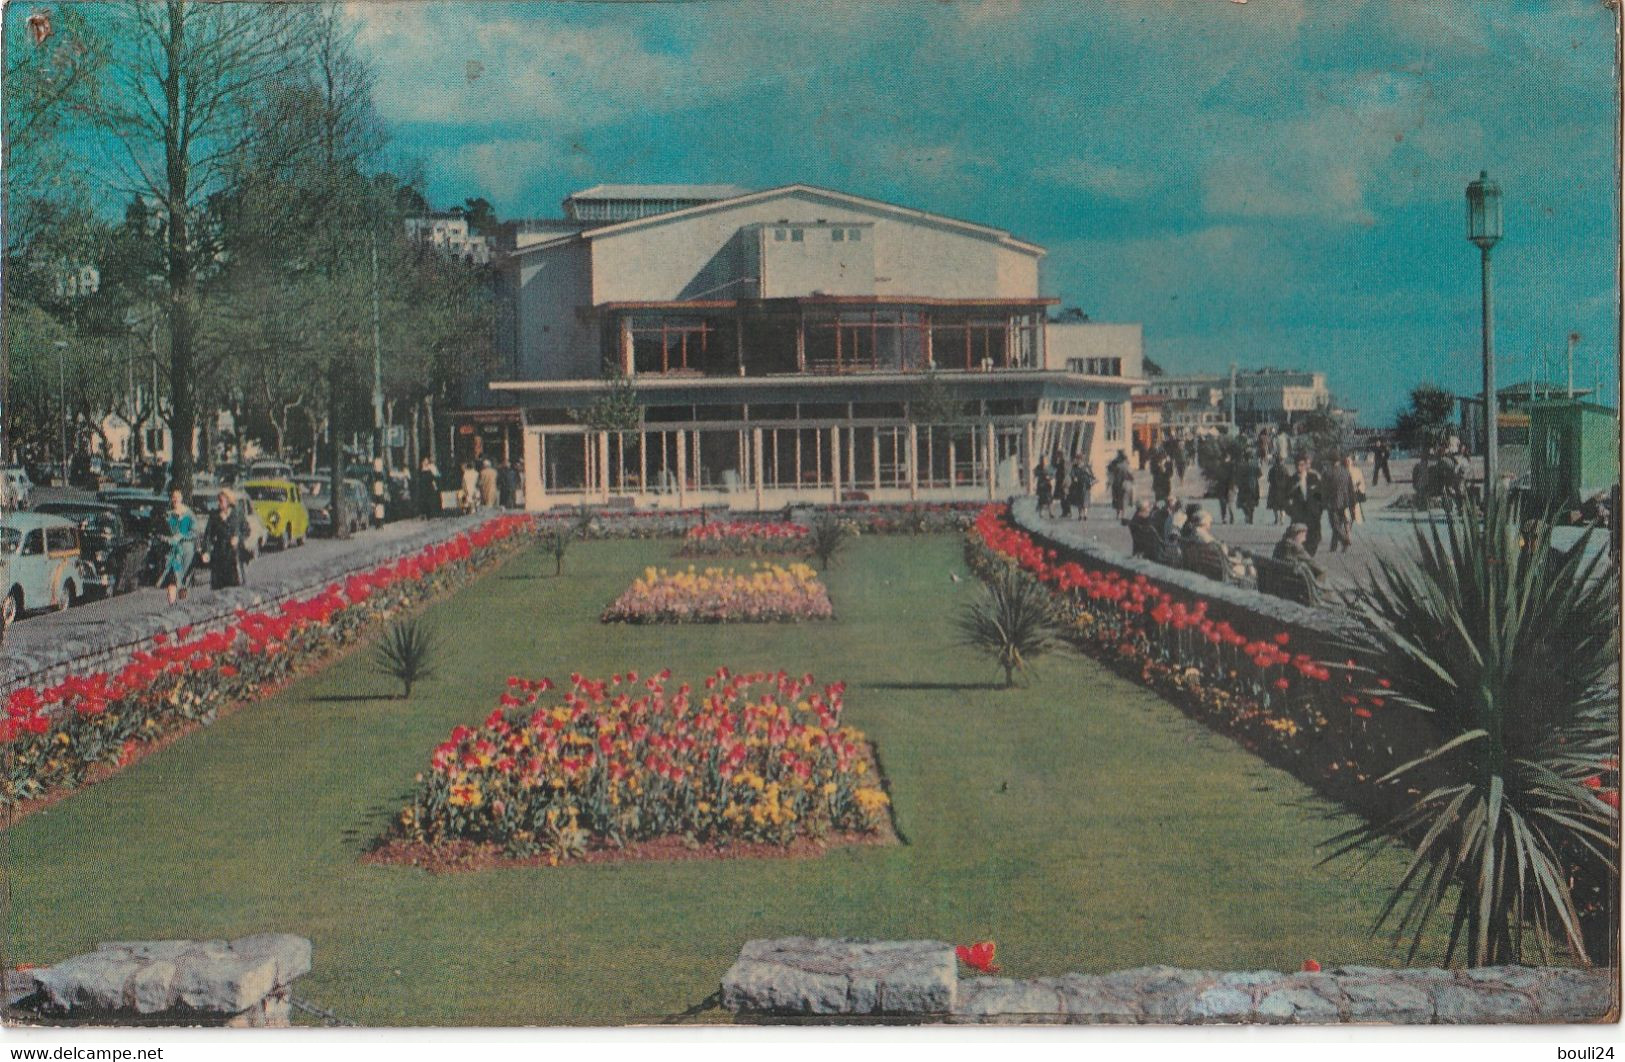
[1273,678,1291,691]
[1353,708,1372,719]
[1273,632,1290,646]
[956,940,1001,974]
[1301,959,1321,973]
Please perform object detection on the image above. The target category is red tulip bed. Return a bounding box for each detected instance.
[0,515,534,815]
[677,521,811,557]
[372,667,894,870]
[965,504,1431,817]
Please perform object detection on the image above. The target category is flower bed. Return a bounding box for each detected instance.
[382,668,892,865]
[677,521,811,557]
[964,505,1440,818]
[0,516,534,810]
[601,563,833,623]
[834,502,982,535]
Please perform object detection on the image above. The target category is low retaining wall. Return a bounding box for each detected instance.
[1009,497,1364,646]
[721,938,1617,1025]
[7,935,311,1027]
[0,515,495,701]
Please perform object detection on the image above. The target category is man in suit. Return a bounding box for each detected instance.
[1285,455,1324,555]
[1323,455,1355,553]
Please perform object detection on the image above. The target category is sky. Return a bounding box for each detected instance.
[78,0,1625,422]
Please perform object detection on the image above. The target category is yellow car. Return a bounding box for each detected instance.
[242,479,310,550]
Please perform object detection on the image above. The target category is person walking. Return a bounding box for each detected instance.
[477,459,499,508]
[1216,454,1236,524]
[200,488,248,590]
[1067,457,1093,521]
[417,457,441,519]
[1057,461,1073,519]
[1107,449,1132,521]
[1324,455,1355,553]
[1266,455,1290,524]
[1150,449,1173,502]
[459,462,478,514]
[1371,438,1392,485]
[1286,455,1325,556]
[1035,466,1054,518]
[1344,454,1367,524]
[1170,438,1188,483]
[1236,453,1261,525]
[497,461,518,509]
[158,489,196,606]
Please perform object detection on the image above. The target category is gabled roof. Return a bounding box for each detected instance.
[510,184,1045,259]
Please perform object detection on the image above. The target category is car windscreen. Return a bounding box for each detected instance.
[245,485,287,502]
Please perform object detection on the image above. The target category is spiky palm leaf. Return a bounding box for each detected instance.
[808,514,851,570]
[372,616,441,699]
[1324,487,1618,966]
[957,564,1061,688]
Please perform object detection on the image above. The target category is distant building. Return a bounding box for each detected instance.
[1141,368,1336,438]
[405,213,492,265]
[476,182,1143,508]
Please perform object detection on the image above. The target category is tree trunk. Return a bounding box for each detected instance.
[329,363,349,539]
[424,392,438,468]
[163,0,196,497]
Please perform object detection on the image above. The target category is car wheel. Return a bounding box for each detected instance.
[280,529,292,551]
[2,591,18,630]
[53,583,75,612]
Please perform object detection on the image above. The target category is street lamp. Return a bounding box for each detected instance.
[53,340,70,487]
[1465,170,1502,491]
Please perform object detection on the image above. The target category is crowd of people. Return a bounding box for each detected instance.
[1039,430,1393,596]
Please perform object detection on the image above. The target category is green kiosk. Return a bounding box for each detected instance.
[1528,399,1620,509]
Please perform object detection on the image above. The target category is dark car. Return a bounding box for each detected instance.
[96,490,171,583]
[33,501,147,597]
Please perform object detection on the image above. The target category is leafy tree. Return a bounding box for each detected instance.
[1394,383,1458,454]
[461,197,498,237]
[1326,487,1619,965]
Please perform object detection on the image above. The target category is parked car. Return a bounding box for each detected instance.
[242,479,309,549]
[4,467,35,510]
[191,489,268,558]
[33,501,147,597]
[247,459,296,482]
[0,513,91,631]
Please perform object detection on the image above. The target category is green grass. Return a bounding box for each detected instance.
[7,535,1422,1025]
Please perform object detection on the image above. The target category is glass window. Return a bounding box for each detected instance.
[246,485,287,502]
[46,526,78,553]
[831,228,844,242]
[848,228,862,241]
[774,228,786,241]
[21,530,43,556]
[791,229,804,242]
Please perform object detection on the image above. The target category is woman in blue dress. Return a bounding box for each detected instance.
[159,489,197,605]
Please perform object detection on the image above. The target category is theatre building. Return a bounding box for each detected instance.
[487,183,1142,509]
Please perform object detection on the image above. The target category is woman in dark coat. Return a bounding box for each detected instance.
[1067,458,1094,520]
[201,489,248,590]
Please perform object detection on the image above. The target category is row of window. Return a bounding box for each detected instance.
[1067,357,1123,377]
[773,227,863,243]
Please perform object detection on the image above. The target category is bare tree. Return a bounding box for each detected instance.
[95,1,312,494]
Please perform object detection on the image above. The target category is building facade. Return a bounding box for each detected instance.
[1141,368,1334,438]
[405,214,492,265]
[485,184,1141,509]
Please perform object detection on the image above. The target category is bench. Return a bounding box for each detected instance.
[1181,540,1231,584]
[1252,553,1322,607]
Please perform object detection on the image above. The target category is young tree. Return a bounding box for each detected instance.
[95,0,313,494]
[1394,383,1457,454]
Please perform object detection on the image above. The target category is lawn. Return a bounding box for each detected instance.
[7,534,1423,1025]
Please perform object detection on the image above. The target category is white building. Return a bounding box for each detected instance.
[405,213,492,266]
[1142,368,1333,436]
[475,183,1143,508]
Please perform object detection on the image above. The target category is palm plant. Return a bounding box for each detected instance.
[1324,487,1619,966]
[956,564,1061,688]
[372,616,441,699]
[808,513,851,570]
[545,527,571,576]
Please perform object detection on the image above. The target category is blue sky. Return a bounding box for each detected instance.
[259,4,1625,418]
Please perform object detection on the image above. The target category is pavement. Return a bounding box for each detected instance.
[2,491,496,660]
[1028,455,1606,591]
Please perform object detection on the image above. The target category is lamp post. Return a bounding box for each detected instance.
[53,340,70,487]
[1465,170,1502,492]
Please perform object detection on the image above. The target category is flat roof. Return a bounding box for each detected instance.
[566,184,755,201]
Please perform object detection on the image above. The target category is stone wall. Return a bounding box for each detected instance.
[721,937,1617,1025]
[7,935,312,1027]
[0,515,494,703]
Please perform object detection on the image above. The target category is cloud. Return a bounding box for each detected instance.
[431,138,555,205]
[1033,158,1161,201]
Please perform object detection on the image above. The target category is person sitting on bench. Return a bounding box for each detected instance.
[1273,522,1326,584]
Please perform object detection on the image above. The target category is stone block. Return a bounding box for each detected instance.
[98,940,196,963]
[1053,974,1143,1024]
[1256,986,1340,1024]
[34,951,144,1011]
[1534,969,1617,1023]
[1185,986,1255,1022]
[722,938,955,1017]
[1340,978,1433,1023]
[949,978,1063,1024]
[230,934,313,987]
[1430,983,1535,1024]
[125,961,179,1015]
[173,953,280,1014]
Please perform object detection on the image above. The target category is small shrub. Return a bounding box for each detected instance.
[957,564,1061,688]
[546,528,571,575]
[808,513,851,570]
[372,616,441,699]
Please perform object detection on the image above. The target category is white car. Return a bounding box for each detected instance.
[247,460,296,482]
[0,513,90,632]
[3,467,34,510]
[191,490,268,558]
